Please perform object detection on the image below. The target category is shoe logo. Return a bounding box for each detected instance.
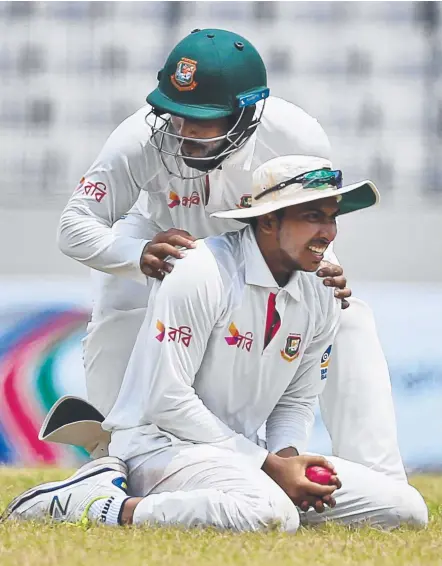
[100,496,114,523]
[49,494,72,519]
[112,477,128,492]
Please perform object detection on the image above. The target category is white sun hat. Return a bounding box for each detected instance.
[211,155,380,220]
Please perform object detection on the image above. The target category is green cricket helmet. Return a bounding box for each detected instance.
[145,28,269,179]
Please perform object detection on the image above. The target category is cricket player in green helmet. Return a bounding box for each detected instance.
[2,28,411,526]
[146,28,269,178]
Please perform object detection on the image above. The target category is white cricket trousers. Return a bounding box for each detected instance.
[121,445,427,532]
[320,297,406,481]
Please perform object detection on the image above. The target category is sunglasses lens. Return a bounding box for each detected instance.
[302,169,342,189]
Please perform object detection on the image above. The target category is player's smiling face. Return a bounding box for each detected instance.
[256,197,339,286]
[170,116,229,158]
[277,198,339,273]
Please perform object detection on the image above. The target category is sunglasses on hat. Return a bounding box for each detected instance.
[255,169,343,201]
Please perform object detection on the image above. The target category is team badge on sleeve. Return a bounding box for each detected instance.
[171,57,198,91]
[281,334,301,362]
[320,345,332,379]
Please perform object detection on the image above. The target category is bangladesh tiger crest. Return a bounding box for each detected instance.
[236,194,252,209]
[171,57,198,91]
[281,333,301,362]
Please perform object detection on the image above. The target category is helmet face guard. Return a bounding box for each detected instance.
[146,100,266,180]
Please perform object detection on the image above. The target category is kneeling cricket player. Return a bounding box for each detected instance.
[2,156,427,532]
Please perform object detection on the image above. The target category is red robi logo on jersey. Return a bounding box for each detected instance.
[168,190,201,209]
[225,322,253,352]
[156,319,192,347]
[75,177,107,203]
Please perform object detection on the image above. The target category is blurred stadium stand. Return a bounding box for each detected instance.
[0,1,441,281]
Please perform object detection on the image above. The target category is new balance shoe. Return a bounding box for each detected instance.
[1,456,128,525]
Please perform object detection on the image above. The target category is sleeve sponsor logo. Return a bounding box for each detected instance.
[320,345,332,379]
[156,319,192,347]
[74,177,107,203]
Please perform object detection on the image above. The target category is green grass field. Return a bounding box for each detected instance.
[0,468,441,566]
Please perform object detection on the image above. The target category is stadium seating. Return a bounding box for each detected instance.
[0,1,440,206]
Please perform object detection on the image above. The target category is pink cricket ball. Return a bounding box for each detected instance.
[305,465,333,485]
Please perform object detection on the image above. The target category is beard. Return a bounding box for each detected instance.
[181,138,225,159]
[180,138,228,172]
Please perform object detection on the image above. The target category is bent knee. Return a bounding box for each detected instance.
[381,484,428,529]
[256,493,300,533]
[393,484,428,528]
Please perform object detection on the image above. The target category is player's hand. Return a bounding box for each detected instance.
[317,261,351,309]
[262,453,341,513]
[140,229,196,280]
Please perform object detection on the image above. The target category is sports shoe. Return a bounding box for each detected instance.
[1,456,128,524]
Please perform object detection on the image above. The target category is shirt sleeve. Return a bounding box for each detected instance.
[57,120,158,284]
[266,293,341,455]
[114,199,169,243]
[104,242,268,468]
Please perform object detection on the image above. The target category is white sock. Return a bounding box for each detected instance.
[88,495,129,526]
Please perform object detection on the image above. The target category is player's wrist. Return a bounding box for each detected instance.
[276,446,299,458]
[261,452,284,478]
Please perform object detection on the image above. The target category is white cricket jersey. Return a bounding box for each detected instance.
[58,96,333,284]
[104,225,341,467]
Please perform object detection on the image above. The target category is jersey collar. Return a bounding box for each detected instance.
[242,225,301,302]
